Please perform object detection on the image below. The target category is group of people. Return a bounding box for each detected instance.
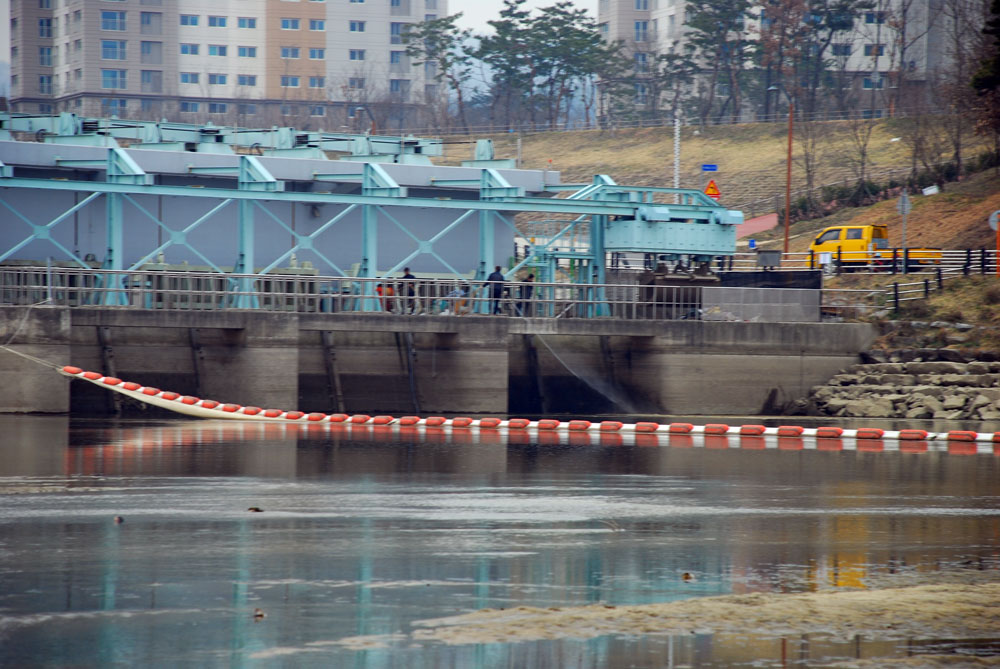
[377,266,535,316]
[375,267,418,313]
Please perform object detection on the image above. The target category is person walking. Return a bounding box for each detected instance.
[486,266,505,315]
[402,267,417,314]
[518,273,535,316]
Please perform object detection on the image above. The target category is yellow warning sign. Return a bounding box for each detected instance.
[704,179,721,200]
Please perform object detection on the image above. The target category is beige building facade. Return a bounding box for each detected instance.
[9,0,448,127]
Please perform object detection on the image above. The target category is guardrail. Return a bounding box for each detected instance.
[600,249,998,276]
[0,266,841,322]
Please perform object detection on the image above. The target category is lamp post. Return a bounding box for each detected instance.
[768,85,794,255]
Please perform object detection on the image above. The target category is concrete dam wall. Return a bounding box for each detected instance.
[0,306,877,416]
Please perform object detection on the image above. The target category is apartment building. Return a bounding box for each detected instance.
[598,0,949,113]
[8,0,448,127]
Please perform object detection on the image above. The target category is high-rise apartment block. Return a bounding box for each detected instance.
[598,0,952,114]
[9,0,448,127]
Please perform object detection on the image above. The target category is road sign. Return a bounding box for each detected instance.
[704,179,721,201]
[896,192,911,215]
[701,164,718,172]
[990,209,1000,232]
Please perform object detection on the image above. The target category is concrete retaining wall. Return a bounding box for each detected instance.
[0,306,876,416]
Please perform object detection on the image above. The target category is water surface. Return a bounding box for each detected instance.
[1,416,998,667]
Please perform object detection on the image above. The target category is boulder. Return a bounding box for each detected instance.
[937,348,968,363]
[921,396,944,413]
[905,362,967,375]
[878,374,916,386]
[942,395,968,410]
[905,406,933,419]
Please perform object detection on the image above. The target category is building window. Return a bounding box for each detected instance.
[281,75,300,87]
[281,18,300,29]
[350,49,366,60]
[141,41,163,64]
[208,73,227,85]
[102,40,126,60]
[141,70,162,92]
[39,75,53,94]
[350,0,365,3]
[310,106,325,116]
[180,72,199,84]
[238,46,257,57]
[39,46,53,66]
[102,98,127,116]
[140,12,162,35]
[310,48,325,59]
[832,43,851,56]
[390,79,410,99]
[208,45,227,56]
[208,16,227,27]
[101,11,126,31]
[864,44,885,57]
[634,52,648,73]
[634,20,648,41]
[238,104,257,114]
[310,19,325,30]
[39,0,52,8]
[281,47,300,58]
[635,0,649,7]
[180,43,199,55]
[348,77,365,89]
[180,101,200,113]
[862,75,885,89]
[38,18,53,38]
[238,17,257,28]
[309,76,325,88]
[180,14,198,26]
[238,74,257,86]
[426,0,437,7]
[635,83,648,103]
[351,21,366,32]
[209,102,228,113]
[39,103,53,113]
[865,11,886,23]
[390,22,407,43]
[101,69,127,89]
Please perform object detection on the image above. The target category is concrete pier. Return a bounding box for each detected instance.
[0,306,876,416]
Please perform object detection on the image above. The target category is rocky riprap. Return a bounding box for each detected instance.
[803,348,1000,420]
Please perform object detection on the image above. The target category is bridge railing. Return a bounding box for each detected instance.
[0,265,869,322]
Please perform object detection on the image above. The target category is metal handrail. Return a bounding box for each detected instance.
[0,265,848,322]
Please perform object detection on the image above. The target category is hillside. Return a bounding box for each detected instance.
[440,118,995,225]
[754,168,1000,252]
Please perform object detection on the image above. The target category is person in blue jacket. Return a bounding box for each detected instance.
[486,266,505,314]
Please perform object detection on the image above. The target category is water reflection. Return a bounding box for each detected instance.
[0,416,998,667]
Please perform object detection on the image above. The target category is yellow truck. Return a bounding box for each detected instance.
[808,224,941,271]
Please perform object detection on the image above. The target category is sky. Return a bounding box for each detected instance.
[453,0,598,33]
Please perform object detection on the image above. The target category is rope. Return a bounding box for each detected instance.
[0,299,65,371]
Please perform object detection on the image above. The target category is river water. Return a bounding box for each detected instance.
[1,415,999,667]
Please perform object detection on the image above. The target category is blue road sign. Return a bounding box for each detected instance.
[701,164,718,171]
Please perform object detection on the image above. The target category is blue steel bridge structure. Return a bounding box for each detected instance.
[0,112,743,313]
